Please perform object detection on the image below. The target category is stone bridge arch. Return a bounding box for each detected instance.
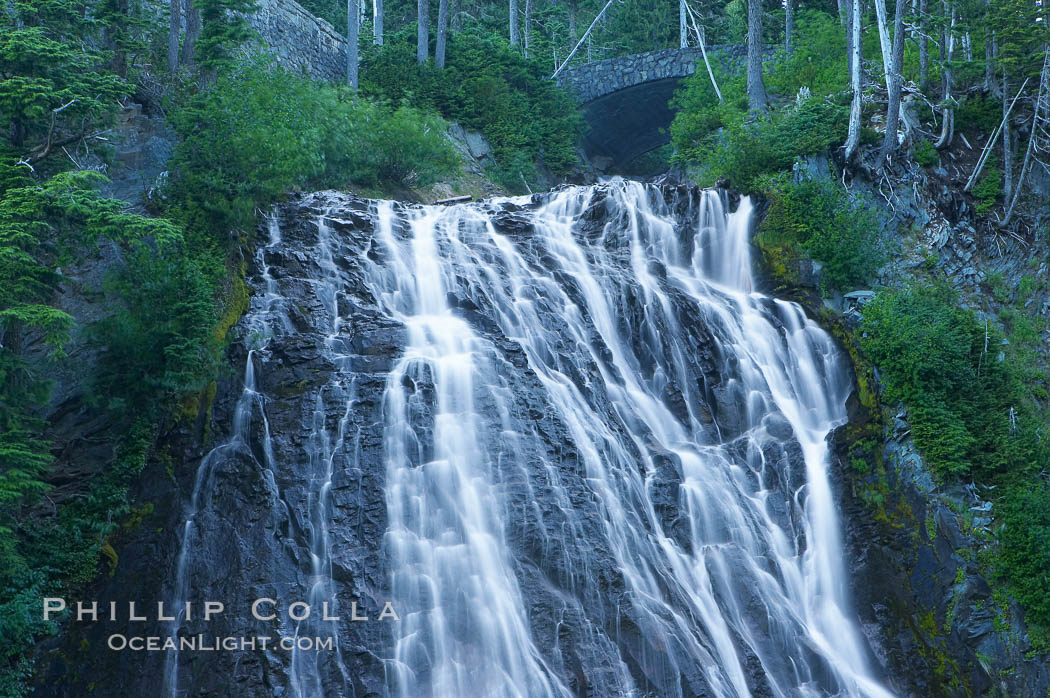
[556,46,752,169]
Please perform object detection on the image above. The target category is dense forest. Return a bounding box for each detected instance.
[2,0,1049,691]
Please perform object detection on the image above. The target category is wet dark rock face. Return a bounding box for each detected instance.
[36,186,867,697]
[829,402,1050,698]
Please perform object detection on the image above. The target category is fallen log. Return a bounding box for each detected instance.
[433,195,473,205]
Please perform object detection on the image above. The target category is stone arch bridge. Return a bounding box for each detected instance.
[240,0,759,172]
[556,46,752,169]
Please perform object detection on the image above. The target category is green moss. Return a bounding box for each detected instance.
[100,542,118,577]
[214,262,250,346]
[121,503,154,533]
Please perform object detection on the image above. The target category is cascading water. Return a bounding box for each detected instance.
[160,180,893,698]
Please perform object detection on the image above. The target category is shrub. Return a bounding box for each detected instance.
[973,157,1003,215]
[167,58,459,236]
[342,103,462,187]
[672,91,848,191]
[957,94,1003,133]
[361,30,582,183]
[757,174,885,289]
[859,284,1047,481]
[914,139,939,167]
[997,484,1050,650]
[765,10,848,98]
[89,244,220,412]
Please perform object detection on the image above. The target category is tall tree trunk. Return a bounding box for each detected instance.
[435,0,449,67]
[347,0,359,87]
[110,0,129,78]
[845,0,854,75]
[568,0,577,39]
[523,0,531,56]
[837,0,846,24]
[984,0,998,95]
[785,0,794,54]
[680,0,687,48]
[984,36,995,92]
[374,0,383,44]
[551,0,614,78]
[746,0,768,112]
[168,0,180,72]
[181,0,200,69]
[1002,71,1013,198]
[417,0,428,63]
[934,2,955,149]
[878,0,906,164]
[844,0,863,159]
[918,0,929,91]
[874,0,892,79]
[510,0,519,47]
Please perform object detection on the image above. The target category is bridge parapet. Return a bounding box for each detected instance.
[556,46,751,104]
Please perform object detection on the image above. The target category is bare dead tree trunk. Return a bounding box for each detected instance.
[435,0,449,67]
[417,0,429,63]
[523,0,531,56]
[168,0,180,73]
[934,2,955,149]
[1002,70,1013,198]
[680,0,688,48]
[568,0,577,39]
[785,0,794,54]
[875,0,892,78]
[878,0,906,165]
[510,0,519,47]
[181,0,200,69]
[845,0,863,160]
[918,0,929,91]
[374,0,383,44]
[746,0,768,112]
[551,0,615,78]
[837,0,846,24]
[347,0,359,87]
[684,2,722,101]
[1001,51,1050,226]
[450,0,461,33]
[966,79,1028,190]
[845,0,854,75]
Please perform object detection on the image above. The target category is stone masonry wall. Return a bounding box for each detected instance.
[248,0,347,82]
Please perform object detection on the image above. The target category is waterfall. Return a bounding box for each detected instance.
[163,180,891,698]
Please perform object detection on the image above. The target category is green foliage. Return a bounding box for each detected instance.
[167,59,459,235]
[765,10,848,98]
[194,0,258,73]
[973,157,1003,215]
[914,139,939,167]
[757,174,885,289]
[0,22,127,154]
[0,170,194,692]
[672,86,849,191]
[860,284,1048,481]
[997,484,1050,650]
[297,0,348,34]
[361,30,581,186]
[956,95,1003,134]
[90,246,219,412]
[1017,274,1038,303]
